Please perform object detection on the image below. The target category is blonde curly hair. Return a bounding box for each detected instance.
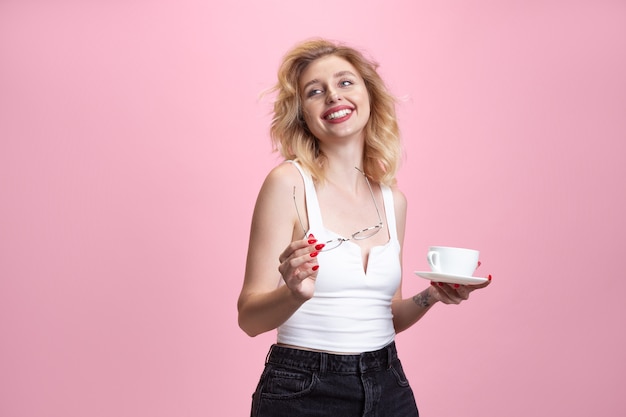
[269,38,402,186]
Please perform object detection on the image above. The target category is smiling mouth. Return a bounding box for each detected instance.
[324,109,352,120]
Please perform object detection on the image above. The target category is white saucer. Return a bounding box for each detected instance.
[414,271,488,285]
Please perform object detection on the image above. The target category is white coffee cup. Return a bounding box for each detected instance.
[427,246,480,277]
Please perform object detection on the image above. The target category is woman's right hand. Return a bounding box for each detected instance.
[278,234,323,301]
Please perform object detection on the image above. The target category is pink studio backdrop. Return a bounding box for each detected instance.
[1,1,625,416]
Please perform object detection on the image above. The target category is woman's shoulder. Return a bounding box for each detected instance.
[380,181,406,200]
[389,184,406,197]
[258,160,304,196]
[388,184,407,211]
[265,160,302,184]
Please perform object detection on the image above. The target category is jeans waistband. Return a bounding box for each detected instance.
[265,341,398,374]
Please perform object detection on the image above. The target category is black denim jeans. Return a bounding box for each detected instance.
[250,342,419,417]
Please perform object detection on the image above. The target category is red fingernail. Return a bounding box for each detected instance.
[308,239,317,244]
[430,281,437,286]
[310,252,318,257]
[488,274,492,281]
[308,234,315,238]
[315,244,325,250]
[312,265,319,271]
[454,284,460,288]
[438,282,444,287]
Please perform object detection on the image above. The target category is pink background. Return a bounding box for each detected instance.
[1,1,625,416]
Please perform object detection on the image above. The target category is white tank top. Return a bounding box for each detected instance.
[277,161,401,353]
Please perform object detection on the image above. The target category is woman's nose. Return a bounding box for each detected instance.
[326,90,341,103]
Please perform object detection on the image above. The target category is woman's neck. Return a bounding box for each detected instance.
[315,133,368,191]
[319,134,364,165]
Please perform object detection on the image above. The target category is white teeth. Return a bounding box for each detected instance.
[325,109,352,120]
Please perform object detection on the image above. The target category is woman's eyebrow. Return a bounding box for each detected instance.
[334,70,357,78]
[302,79,320,91]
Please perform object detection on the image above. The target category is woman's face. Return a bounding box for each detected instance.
[299,55,370,144]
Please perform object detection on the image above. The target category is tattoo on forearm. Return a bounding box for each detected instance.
[412,292,432,308]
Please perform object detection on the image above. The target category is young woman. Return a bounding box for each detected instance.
[237,38,491,417]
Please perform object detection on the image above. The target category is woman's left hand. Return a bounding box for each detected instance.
[428,275,492,305]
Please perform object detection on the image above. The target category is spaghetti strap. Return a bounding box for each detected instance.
[380,185,398,241]
[285,161,324,232]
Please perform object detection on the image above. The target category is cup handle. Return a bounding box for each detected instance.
[427,251,440,272]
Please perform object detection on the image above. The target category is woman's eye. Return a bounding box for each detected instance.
[340,80,353,87]
[307,88,323,97]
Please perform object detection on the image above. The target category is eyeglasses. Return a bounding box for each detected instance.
[293,167,383,252]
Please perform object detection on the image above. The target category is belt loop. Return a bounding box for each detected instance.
[265,344,275,365]
[319,352,328,377]
[387,342,393,368]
